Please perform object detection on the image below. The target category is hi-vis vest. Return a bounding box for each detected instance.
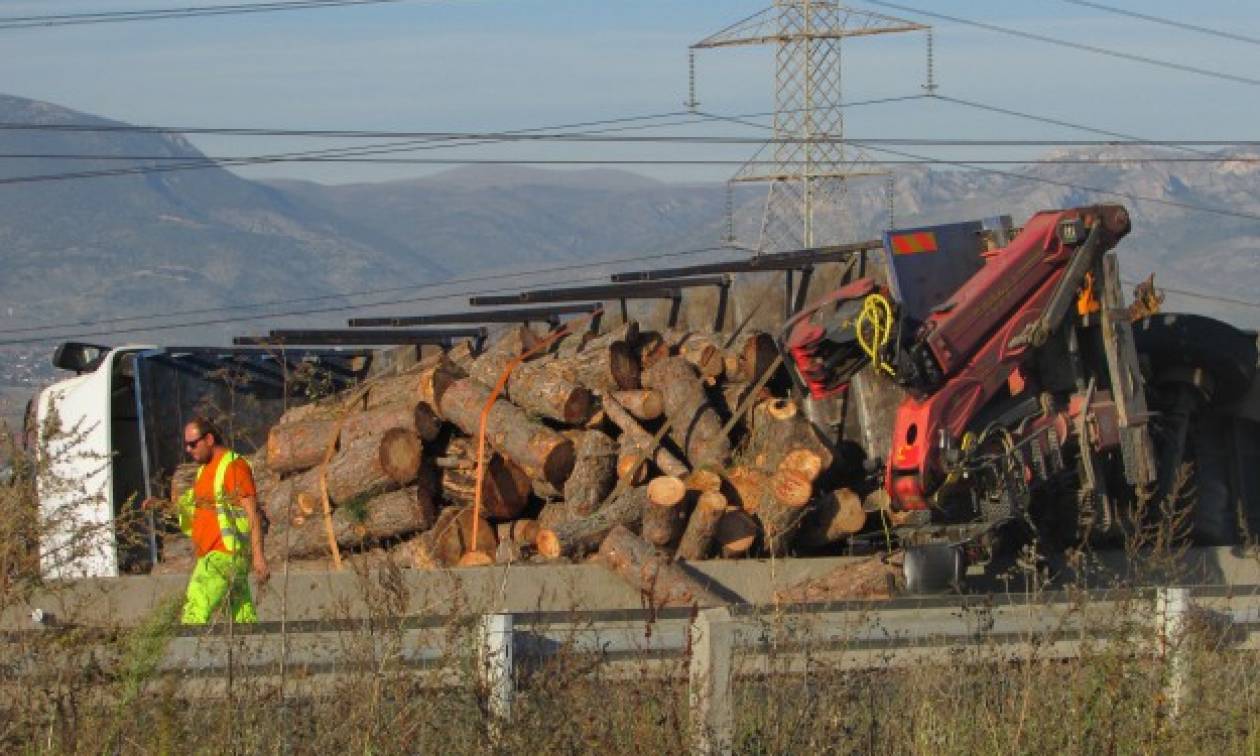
[177,450,251,556]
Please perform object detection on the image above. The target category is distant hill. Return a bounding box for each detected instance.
[0,94,447,338]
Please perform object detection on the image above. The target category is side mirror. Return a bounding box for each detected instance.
[51,342,108,374]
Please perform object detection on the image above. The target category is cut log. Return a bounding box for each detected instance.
[364,370,425,410]
[419,355,466,409]
[269,486,435,561]
[378,427,423,485]
[275,401,339,426]
[684,468,723,495]
[410,506,496,568]
[265,419,334,475]
[779,448,824,484]
[446,339,478,372]
[535,485,649,559]
[796,488,867,549]
[744,398,834,476]
[563,430,618,518]
[616,451,651,486]
[436,377,575,487]
[597,525,723,607]
[433,436,530,521]
[772,554,904,602]
[546,339,640,392]
[641,476,689,547]
[610,389,663,421]
[637,331,669,370]
[414,402,442,443]
[641,357,730,470]
[714,508,758,559]
[663,331,724,380]
[758,469,812,556]
[676,491,727,561]
[469,348,593,425]
[288,434,400,508]
[537,500,572,531]
[602,392,689,478]
[266,402,425,475]
[722,466,771,514]
[723,332,778,383]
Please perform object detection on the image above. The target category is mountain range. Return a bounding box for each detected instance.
[0,93,1255,368]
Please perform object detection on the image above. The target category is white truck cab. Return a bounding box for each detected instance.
[32,342,369,580]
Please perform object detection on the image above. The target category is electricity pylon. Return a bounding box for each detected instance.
[691,2,926,252]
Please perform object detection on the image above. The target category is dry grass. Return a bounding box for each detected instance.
[3,430,1260,755]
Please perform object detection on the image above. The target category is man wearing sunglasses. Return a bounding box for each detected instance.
[145,416,270,624]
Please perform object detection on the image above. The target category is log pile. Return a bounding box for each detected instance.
[223,321,874,582]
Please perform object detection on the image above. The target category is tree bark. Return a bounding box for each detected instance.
[610,389,663,421]
[436,377,576,487]
[641,476,689,547]
[641,357,730,470]
[602,392,689,478]
[269,486,435,561]
[663,330,725,380]
[545,339,640,392]
[535,485,649,558]
[288,433,401,508]
[723,332,778,383]
[265,402,425,475]
[563,430,618,517]
[676,491,727,561]
[432,436,531,521]
[597,525,723,607]
[469,347,592,425]
[744,398,834,476]
[410,506,496,568]
[616,451,651,486]
[796,488,867,549]
[758,469,812,556]
[772,554,904,602]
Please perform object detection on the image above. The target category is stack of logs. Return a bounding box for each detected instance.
[180,321,872,585]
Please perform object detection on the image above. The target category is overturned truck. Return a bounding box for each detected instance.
[33,204,1260,593]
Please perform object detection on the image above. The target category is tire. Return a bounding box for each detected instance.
[1132,313,1258,404]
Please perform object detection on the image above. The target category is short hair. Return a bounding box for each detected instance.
[185,416,223,446]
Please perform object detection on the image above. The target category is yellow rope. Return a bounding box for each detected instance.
[856,293,897,376]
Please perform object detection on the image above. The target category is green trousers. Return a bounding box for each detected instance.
[181,550,257,625]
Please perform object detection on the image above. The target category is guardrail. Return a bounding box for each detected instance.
[9,586,1260,754]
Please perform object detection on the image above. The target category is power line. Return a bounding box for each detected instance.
[0,243,738,342]
[865,1,1260,88]
[5,154,1260,166]
[1059,0,1260,47]
[0,0,405,30]
[0,95,924,188]
[705,109,1260,223]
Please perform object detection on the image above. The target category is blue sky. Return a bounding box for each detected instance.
[1,0,1258,183]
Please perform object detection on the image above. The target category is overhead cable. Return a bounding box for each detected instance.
[865,1,1260,88]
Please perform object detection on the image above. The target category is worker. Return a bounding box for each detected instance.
[144,417,269,624]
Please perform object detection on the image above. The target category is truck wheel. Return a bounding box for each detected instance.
[1185,417,1238,545]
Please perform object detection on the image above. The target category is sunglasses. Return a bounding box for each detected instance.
[184,433,207,450]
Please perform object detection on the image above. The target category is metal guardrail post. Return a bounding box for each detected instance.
[1157,587,1191,719]
[480,613,515,737]
[689,606,735,756]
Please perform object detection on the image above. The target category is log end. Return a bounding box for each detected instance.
[379,427,423,484]
[535,528,561,559]
[646,475,687,507]
[609,340,642,390]
[563,386,595,426]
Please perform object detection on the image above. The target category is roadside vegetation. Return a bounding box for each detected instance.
[2,424,1258,754]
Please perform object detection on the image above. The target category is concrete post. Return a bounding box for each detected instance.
[689,606,735,756]
[1157,587,1190,719]
[479,613,515,735]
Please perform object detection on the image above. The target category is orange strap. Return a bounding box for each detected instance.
[468,309,604,556]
